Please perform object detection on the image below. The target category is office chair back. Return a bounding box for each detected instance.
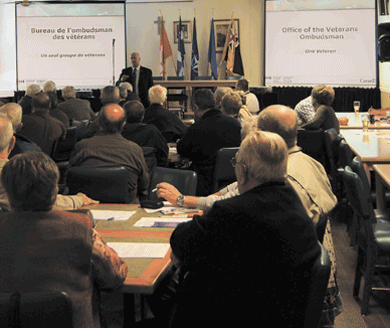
[226,75,243,80]
[148,166,197,201]
[303,242,331,328]
[152,76,163,81]
[52,126,77,162]
[0,291,74,328]
[338,138,353,168]
[212,147,239,193]
[297,129,326,168]
[66,166,131,203]
[71,119,91,141]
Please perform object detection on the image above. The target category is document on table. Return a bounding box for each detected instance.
[134,216,192,228]
[90,210,136,221]
[107,242,170,258]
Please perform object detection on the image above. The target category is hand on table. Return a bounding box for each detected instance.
[156,182,181,205]
[77,193,100,206]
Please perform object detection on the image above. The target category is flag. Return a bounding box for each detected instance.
[160,16,173,78]
[224,21,244,76]
[191,17,199,80]
[177,16,186,77]
[208,18,218,80]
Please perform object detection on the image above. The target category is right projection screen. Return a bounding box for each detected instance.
[265,0,377,87]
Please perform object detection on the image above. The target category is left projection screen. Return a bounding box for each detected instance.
[16,2,126,90]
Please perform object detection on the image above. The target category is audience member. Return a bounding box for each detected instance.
[0,115,97,212]
[18,84,41,115]
[221,92,251,122]
[295,84,335,125]
[118,52,154,108]
[152,130,321,328]
[68,104,150,203]
[119,82,140,107]
[57,86,96,121]
[0,151,127,328]
[214,87,233,109]
[143,85,188,143]
[47,91,70,128]
[177,88,241,196]
[235,78,260,114]
[235,90,252,121]
[43,80,57,93]
[19,92,66,155]
[100,85,121,106]
[160,106,337,224]
[0,103,42,158]
[122,100,168,169]
[301,104,340,133]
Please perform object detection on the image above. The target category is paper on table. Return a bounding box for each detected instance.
[107,242,170,258]
[90,210,136,221]
[134,216,192,228]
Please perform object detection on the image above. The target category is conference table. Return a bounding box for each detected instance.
[336,112,390,130]
[83,203,201,324]
[340,129,390,181]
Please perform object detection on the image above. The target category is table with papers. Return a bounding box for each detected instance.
[82,203,202,323]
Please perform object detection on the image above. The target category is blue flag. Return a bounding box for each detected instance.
[208,18,218,80]
[191,17,199,80]
[177,16,186,77]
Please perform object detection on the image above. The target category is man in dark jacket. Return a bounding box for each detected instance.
[177,88,241,195]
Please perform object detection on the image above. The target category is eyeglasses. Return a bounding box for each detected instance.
[230,156,237,168]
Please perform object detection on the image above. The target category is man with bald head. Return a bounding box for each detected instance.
[117,52,154,108]
[158,105,336,226]
[68,103,150,203]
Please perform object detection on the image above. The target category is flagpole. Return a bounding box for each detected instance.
[218,11,235,79]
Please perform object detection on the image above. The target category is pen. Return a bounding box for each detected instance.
[152,188,159,193]
[107,217,115,221]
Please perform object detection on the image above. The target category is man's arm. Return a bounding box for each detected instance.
[91,229,128,290]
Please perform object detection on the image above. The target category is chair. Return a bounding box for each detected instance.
[66,166,131,203]
[166,76,188,116]
[323,128,342,198]
[52,126,77,162]
[338,138,353,168]
[71,119,91,141]
[297,128,326,168]
[148,166,197,201]
[211,147,239,193]
[303,242,331,328]
[0,291,74,328]
[342,166,390,315]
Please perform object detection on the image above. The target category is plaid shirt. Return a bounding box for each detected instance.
[294,95,315,125]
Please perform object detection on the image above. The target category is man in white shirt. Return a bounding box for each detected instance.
[235,78,260,114]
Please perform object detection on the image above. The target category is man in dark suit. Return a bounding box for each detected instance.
[177,88,242,196]
[147,130,321,328]
[118,52,154,109]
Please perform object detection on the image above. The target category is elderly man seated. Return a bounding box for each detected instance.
[68,103,150,203]
[0,115,97,212]
[143,85,188,143]
[147,130,321,327]
[0,151,127,328]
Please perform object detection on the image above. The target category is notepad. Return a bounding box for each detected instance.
[90,210,136,221]
[107,242,170,258]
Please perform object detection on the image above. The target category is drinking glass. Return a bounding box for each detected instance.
[354,101,360,114]
[362,114,370,132]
